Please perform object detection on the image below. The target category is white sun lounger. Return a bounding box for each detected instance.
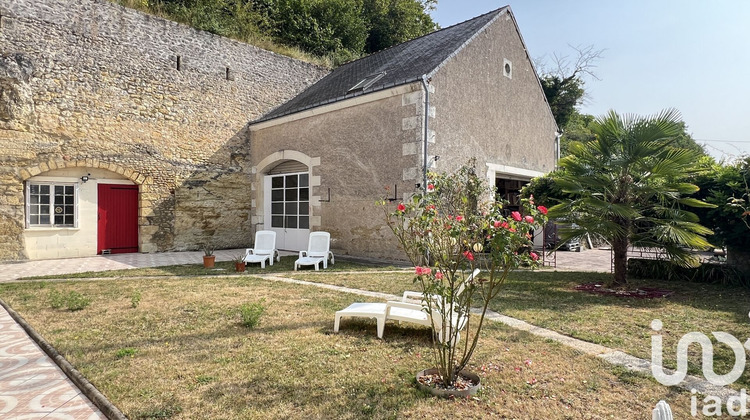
[294,231,334,271]
[243,230,280,269]
[334,302,386,338]
[334,298,469,343]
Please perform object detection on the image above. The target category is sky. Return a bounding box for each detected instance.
[431,0,750,162]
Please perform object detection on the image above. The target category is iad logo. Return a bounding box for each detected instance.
[650,316,750,386]
[650,313,750,417]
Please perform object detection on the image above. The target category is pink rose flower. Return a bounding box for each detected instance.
[530,252,539,261]
[397,203,406,212]
[415,266,432,276]
[427,184,435,191]
[537,205,548,215]
[511,211,522,222]
[524,215,534,224]
[462,250,475,261]
[456,215,463,222]
[493,220,502,228]
[501,222,509,229]
[435,272,443,280]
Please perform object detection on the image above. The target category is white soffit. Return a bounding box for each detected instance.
[486,162,545,179]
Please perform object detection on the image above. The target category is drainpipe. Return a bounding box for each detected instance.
[420,75,431,191]
[554,130,562,168]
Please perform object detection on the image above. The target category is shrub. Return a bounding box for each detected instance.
[48,289,65,309]
[382,161,547,388]
[48,289,91,311]
[115,347,138,359]
[131,290,142,308]
[628,258,748,288]
[65,291,91,311]
[239,300,265,328]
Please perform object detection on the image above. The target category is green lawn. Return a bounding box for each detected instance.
[0,276,696,419]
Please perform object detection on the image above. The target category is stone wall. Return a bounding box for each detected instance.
[430,10,557,176]
[0,0,328,260]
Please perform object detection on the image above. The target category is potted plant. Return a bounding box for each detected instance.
[202,243,215,268]
[233,254,246,272]
[382,161,547,397]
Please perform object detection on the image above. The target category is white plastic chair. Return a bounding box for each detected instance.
[652,401,673,420]
[243,230,280,268]
[294,231,335,271]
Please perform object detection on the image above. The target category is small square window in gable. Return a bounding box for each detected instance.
[503,58,512,79]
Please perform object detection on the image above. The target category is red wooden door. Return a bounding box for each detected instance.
[98,184,139,254]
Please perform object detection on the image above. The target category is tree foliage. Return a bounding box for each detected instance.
[540,75,585,128]
[559,110,596,156]
[693,157,750,249]
[548,109,715,286]
[113,0,437,65]
[253,0,369,57]
[536,45,602,128]
[363,0,437,53]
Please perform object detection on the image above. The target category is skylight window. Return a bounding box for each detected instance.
[348,72,386,93]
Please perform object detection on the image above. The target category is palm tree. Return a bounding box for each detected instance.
[549,109,714,286]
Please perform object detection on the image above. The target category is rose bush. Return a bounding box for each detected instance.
[382,162,547,388]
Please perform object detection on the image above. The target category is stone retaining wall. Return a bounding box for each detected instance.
[0,0,328,260]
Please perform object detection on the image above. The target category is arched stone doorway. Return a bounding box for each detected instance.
[253,151,321,251]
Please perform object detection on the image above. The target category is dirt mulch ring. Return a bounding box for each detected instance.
[575,283,674,298]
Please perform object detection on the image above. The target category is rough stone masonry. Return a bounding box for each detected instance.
[0,0,328,260]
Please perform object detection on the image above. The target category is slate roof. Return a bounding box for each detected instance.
[254,7,507,124]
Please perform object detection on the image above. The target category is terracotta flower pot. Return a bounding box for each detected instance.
[235,261,246,272]
[203,255,215,268]
[415,368,481,398]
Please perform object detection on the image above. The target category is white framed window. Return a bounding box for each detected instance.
[270,173,310,230]
[26,182,78,228]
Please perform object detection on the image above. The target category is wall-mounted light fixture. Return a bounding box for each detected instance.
[80,173,91,183]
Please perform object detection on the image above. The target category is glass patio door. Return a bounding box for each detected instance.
[264,173,310,250]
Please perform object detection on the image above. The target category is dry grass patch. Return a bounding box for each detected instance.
[290,270,750,390]
[0,276,697,418]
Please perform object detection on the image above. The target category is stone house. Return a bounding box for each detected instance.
[248,7,558,259]
[0,1,556,262]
